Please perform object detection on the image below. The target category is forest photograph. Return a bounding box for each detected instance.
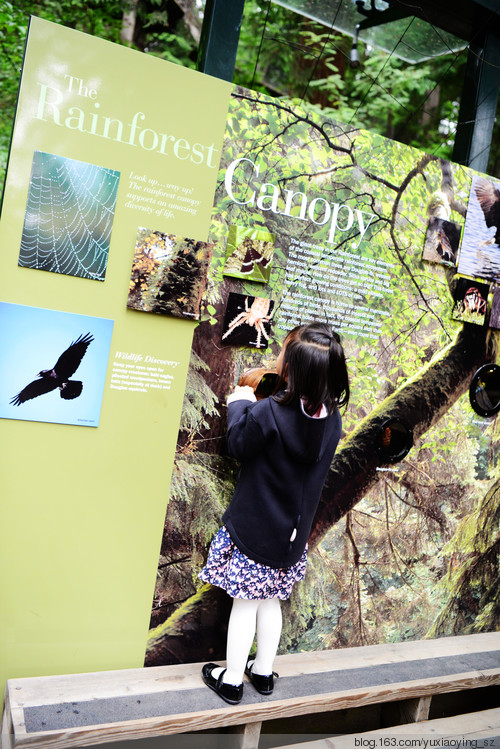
[127,227,214,320]
[145,87,500,667]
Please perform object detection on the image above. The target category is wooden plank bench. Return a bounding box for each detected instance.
[286,707,500,749]
[2,632,500,749]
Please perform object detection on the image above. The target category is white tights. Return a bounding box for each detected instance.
[212,597,282,686]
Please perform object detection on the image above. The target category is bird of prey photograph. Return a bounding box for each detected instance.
[10,332,94,406]
[0,302,114,428]
[475,177,500,246]
[458,174,500,283]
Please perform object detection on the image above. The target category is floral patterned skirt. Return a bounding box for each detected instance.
[199,526,307,600]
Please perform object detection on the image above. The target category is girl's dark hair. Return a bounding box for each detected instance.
[273,323,349,416]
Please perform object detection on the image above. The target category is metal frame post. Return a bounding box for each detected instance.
[197,0,245,82]
[453,14,500,172]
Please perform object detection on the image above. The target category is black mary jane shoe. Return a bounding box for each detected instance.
[245,659,278,695]
[201,663,243,705]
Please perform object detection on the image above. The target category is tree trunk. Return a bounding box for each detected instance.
[191,280,239,450]
[146,584,231,665]
[121,0,138,45]
[173,0,202,44]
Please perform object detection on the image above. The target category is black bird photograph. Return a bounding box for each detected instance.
[474,177,500,246]
[10,332,94,406]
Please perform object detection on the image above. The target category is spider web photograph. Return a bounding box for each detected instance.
[18,151,120,281]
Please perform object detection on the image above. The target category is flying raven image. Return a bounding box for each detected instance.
[474,177,500,245]
[10,332,94,406]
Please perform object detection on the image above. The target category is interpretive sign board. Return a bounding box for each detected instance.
[0,16,231,696]
[1,16,499,698]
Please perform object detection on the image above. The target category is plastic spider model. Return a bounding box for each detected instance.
[222,295,274,349]
[461,287,487,316]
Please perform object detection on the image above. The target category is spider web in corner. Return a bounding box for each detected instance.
[18,151,120,281]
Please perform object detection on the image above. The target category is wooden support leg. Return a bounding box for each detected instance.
[382,695,432,727]
[1,692,14,749]
[228,721,262,749]
[401,696,432,723]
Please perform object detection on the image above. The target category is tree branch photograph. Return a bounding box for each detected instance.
[146,85,500,666]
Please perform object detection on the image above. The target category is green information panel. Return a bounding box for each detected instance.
[0,16,231,693]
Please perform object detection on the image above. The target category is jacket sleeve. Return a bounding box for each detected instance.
[226,399,269,461]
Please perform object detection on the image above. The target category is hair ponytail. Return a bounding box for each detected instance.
[328,332,349,409]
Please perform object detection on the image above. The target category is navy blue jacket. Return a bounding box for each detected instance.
[222,395,342,568]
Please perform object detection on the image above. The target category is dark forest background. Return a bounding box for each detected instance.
[2,0,500,193]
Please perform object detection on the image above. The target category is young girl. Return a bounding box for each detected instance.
[199,322,349,704]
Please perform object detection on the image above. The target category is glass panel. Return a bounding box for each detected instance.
[273,0,466,63]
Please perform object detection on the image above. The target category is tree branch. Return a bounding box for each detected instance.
[232,90,354,155]
[309,323,495,548]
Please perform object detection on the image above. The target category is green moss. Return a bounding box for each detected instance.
[147,584,212,646]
